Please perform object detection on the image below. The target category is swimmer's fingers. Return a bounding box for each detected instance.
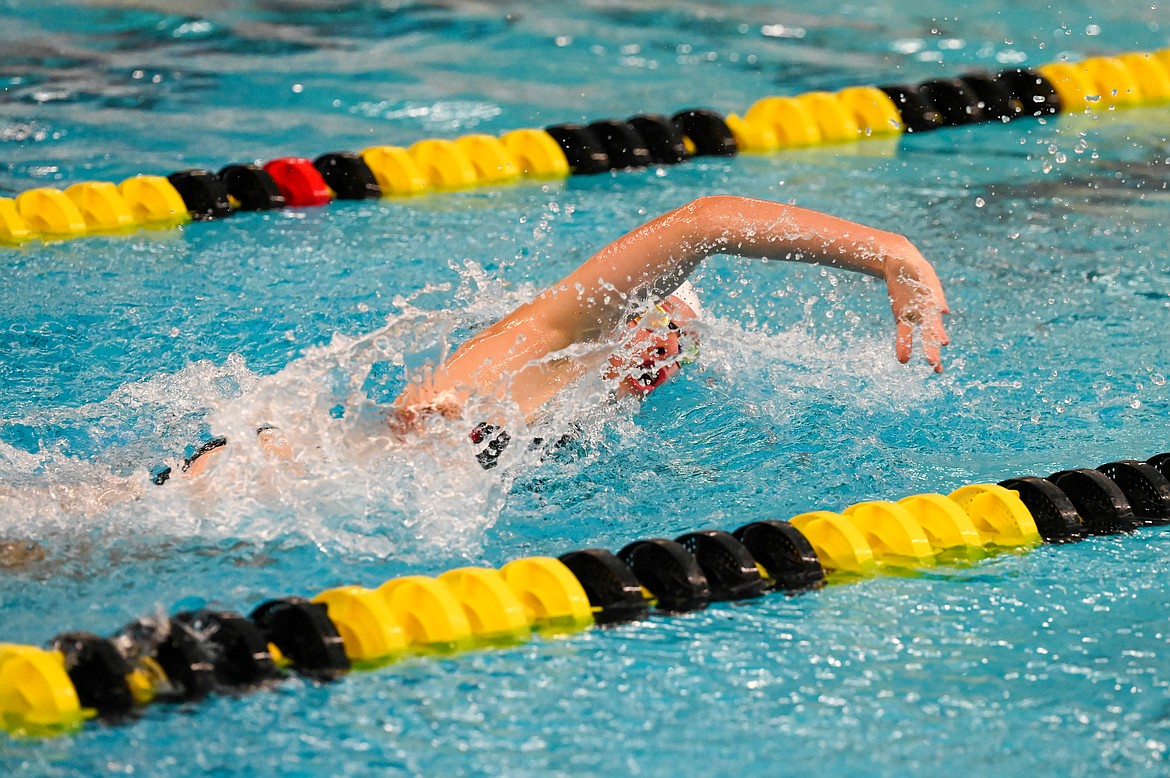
[895,314,946,372]
[882,246,951,371]
[929,308,950,352]
[895,319,914,365]
[897,298,950,368]
[922,316,948,373]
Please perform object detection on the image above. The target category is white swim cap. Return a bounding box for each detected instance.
[669,280,704,317]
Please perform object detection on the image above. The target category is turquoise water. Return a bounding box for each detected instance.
[3,1,1170,775]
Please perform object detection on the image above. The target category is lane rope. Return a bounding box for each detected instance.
[3,50,1170,246]
[2,451,1167,736]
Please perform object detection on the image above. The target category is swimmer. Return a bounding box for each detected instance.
[393,194,948,427]
[169,194,949,478]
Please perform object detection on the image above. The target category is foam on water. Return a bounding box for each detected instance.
[0,271,513,557]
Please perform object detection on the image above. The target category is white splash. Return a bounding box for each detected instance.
[0,268,948,563]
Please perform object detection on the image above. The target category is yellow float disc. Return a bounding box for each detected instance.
[1037,62,1097,112]
[453,134,521,182]
[0,198,33,244]
[897,493,986,551]
[499,557,593,631]
[1117,52,1170,102]
[948,484,1041,547]
[499,129,570,178]
[1155,48,1170,79]
[314,586,409,662]
[360,146,429,195]
[117,175,189,227]
[724,113,780,153]
[744,96,822,148]
[377,575,474,651]
[65,181,138,233]
[437,567,530,642]
[0,644,83,733]
[788,511,875,573]
[408,139,479,189]
[841,501,935,564]
[1081,56,1142,105]
[794,91,861,143]
[836,86,903,136]
[15,188,87,238]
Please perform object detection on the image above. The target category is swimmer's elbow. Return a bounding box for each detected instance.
[675,195,743,222]
[671,195,754,252]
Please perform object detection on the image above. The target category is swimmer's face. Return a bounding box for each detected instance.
[609,294,700,397]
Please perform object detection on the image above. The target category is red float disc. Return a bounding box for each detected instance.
[262,157,333,206]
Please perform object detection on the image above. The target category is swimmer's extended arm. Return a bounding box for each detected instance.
[399,195,950,423]
[534,195,950,371]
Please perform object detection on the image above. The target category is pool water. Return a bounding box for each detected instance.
[3,0,1170,774]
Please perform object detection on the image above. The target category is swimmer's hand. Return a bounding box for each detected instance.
[883,245,950,372]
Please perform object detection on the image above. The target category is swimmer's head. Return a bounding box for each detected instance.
[609,281,703,397]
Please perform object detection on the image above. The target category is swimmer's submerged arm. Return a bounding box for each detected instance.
[532,194,950,370]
